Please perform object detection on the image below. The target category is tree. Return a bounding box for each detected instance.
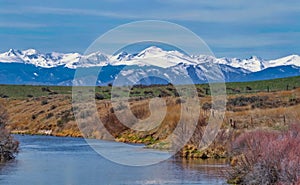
[0,103,19,162]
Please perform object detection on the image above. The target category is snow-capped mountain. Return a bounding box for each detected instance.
[0,47,299,85]
[0,49,81,68]
[0,47,299,72]
[266,55,300,69]
[214,56,266,72]
[110,46,197,68]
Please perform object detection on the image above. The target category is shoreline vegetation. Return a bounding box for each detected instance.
[0,76,300,183]
[0,104,19,162]
[227,124,300,184]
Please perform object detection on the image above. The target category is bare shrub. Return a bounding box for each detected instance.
[0,104,19,162]
[227,124,300,184]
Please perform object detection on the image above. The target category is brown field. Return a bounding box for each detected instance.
[1,87,300,158]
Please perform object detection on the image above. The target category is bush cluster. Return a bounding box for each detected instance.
[0,104,19,162]
[228,124,300,184]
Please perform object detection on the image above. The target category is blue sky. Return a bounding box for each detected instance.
[0,0,300,59]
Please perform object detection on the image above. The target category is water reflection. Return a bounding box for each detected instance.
[0,135,227,185]
[178,158,229,177]
[0,159,18,183]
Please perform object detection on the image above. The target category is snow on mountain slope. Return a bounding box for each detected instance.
[65,52,108,68]
[220,56,266,72]
[0,47,299,73]
[0,49,82,68]
[265,55,300,68]
[0,49,24,63]
[110,46,196,68]
[219,57,264,72]
[192,55,265,72]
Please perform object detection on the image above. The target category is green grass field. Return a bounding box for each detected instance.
[224,76,300,93]
[0,76,299,99]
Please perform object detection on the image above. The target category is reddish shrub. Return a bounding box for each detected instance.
[228,124,300,184]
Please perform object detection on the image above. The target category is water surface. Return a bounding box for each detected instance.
[0,135,227,185]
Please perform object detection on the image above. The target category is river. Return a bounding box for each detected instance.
[0,135,228,185]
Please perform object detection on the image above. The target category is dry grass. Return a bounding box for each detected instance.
[222,88,300,130]
[1,87,299,158]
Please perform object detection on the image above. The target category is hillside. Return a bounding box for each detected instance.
[1,76,300,159]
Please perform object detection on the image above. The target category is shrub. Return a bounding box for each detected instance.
[95,93,105,100]
[50,105,57,110]
[0,94,9,98]
[57,120,63,127]
[48,91,58,95]
[58,110,75,123]
[143,90,153,95]
[202,102,211,110]
[158,90,171,97]
[41,100,48,105]
[41,87,51,92]
[227,124,300,184]
[0,104,19,162]
[46,113,54,119]
[31,114,36,120]
[166,87,174,91]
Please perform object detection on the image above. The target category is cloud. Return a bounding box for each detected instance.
[0,22,46,28]
[84,21,213,56]
[207,31,300,59]
[26,7,138,19]
[0,1,299,58]
[1,2,300,24]
[206,32,300,48]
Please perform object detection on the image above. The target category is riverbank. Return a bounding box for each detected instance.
[10,129,82,138]
[2,87,300,161]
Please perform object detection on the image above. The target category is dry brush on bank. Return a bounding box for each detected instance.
[0,103,19,162]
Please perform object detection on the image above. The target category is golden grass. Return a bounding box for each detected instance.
[1,88,299,146]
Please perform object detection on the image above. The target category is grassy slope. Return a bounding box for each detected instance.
[1,76,300,159]
[224,75,300,93]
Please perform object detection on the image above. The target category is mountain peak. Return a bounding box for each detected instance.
[7,49,22,55]
[137,46,165,57]
[144,46,163,52]
[248,56,263,61]
[22,49,39,55]
[113,51,129,61]
[8,48,15,53]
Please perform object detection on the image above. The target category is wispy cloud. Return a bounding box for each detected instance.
[206,32,300,48]
[0,1,299,58]
[27,7,137,19]
[0,22,46,28]
[16,1,300,23]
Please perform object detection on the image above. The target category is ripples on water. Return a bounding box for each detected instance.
[0,135,228,185]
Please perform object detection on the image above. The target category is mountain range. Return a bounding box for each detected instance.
[0,46,299,85]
